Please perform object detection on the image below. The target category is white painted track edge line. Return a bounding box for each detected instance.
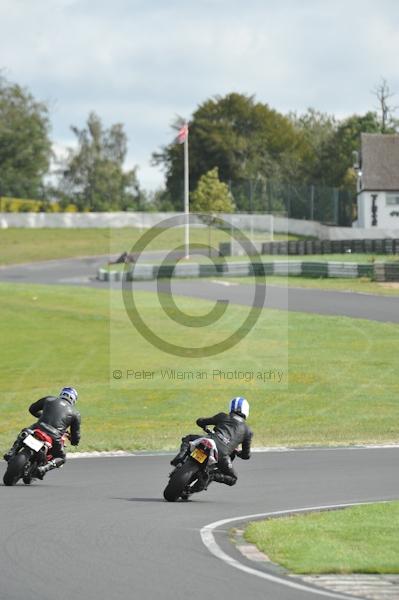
[200,502,390,600]
[1,444,396,463]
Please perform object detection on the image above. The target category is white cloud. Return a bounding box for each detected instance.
[1,0,399,190]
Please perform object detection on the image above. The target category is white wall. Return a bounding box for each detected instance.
[0,212,184,229]
[356,191,368,228]
[356,191,399,229]
[1,211,399,240]
[325,226,399,240]
[273,216,324,238]
[274,215,399,239]
[0,211,275,233]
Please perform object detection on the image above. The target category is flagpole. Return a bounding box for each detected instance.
[183,122,189,259]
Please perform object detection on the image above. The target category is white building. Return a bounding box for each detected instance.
[355,133,399,228]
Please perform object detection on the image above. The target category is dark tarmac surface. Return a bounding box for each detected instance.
[0,255,398,322]
[1,256,398,599]
[1,449,398,600]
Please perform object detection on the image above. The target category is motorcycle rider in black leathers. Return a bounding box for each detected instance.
[170,397,252,487]
[3,387,81,478]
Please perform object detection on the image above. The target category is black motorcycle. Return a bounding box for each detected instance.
[3,428,67,486]
[164,429,219,502]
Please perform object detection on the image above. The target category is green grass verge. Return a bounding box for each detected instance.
[244,502,399,574]
[0,227,299,266]
[0,282,398,452]
[225,276,399,296]
[0,227,227,265]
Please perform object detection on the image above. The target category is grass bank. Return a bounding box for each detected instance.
[225,276,399,296]
[244,502,399,574]
[0,227,299,266]
[1,282,398,452]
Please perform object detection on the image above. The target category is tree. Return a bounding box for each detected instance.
[288,108,337,183]
[152,93,307,210]
[372,78,399,133]
[317,112,381,191]
[58,112,142,211]
[0,75,51,198]
[191,167,234,213]
[290,109,383,193]
[307,82,397,192]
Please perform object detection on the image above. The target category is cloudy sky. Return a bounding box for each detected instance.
[1,0,398,190]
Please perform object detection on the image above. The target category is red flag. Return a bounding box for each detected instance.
[176,123,188,144]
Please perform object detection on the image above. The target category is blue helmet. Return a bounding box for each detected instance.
[59,387,78,405]
[229,396,249,418]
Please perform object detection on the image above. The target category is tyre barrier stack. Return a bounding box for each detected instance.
[374,262,399,282]
[220,238,399,257]
[97,260,390,282]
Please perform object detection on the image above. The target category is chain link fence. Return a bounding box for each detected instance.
[228,179,354,226]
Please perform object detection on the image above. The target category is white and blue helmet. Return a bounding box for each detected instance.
[59,386,78,405]
[229,396,249,418]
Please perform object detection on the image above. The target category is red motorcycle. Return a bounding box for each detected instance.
[3,428,68,486]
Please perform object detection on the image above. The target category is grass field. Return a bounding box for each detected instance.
[244,502,399,574]
[1,281,398,452]
[225,276,399,296]
[0,227,300,266]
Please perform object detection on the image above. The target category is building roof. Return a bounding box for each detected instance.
[361,133,399,191]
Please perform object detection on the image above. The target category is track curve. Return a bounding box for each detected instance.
[1,448,398,600]
[0,255,398,322]
[1,258,398,598]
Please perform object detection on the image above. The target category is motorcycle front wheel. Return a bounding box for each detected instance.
[3,450,31,486]
[163,460,201,502]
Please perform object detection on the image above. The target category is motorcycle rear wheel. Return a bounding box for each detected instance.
[3,451,31,486]
[163,460,201,502]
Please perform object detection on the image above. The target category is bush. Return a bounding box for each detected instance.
[0,197,42,212]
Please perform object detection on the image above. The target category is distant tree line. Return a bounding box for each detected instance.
[0,73,397,213]
[153,84,398,213]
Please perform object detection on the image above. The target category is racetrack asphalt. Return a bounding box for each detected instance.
[1,256,398,599]
[1,448,398,600]
[0,255,398,322]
